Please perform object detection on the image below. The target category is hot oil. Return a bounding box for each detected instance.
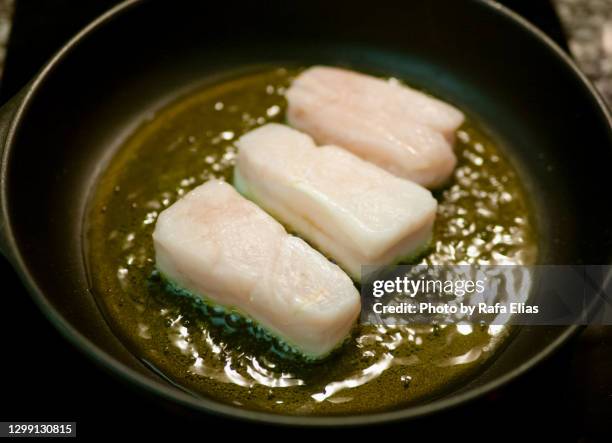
[86,67,537,415]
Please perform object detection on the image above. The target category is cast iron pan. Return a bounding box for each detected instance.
[0,0,610,426]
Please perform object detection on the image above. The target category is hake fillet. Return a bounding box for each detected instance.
[286,66,464,188]
[234,124,437,279]
[153,180,360,359]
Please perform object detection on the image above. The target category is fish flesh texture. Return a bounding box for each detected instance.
[286,66,464,188]
[234,123,437,279]
[153,180,360,359]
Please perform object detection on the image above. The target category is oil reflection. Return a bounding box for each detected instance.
[167,313,305,389]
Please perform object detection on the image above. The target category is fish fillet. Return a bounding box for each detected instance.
[153,180,360,359]
[234,123,437,279]
[286,66,464,188]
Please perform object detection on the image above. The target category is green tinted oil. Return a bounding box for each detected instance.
[85,67,537,415]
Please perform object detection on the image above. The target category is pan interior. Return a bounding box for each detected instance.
[84,64,537,414]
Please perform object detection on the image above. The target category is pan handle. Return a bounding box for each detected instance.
[0,88,28,263]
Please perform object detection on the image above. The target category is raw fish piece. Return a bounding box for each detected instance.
[153,180,360,359]
[286,66,464,187]
[234,123,437,279]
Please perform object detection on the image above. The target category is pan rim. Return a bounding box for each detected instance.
[0,0,610,426]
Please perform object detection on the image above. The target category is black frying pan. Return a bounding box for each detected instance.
[0,0,610,426]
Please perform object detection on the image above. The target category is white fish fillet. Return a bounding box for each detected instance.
[234,124,437,279]
[286,66,464,188]
[153,180,360,359]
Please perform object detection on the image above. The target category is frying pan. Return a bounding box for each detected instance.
[0,0,610,426]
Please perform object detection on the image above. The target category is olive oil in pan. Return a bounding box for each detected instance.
[86,67,537,415]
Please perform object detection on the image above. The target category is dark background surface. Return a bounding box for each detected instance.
[0,1,609,439]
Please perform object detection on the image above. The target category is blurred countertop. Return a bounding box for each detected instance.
[555,0,612,103]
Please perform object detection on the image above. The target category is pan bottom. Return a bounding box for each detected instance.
[84,65,538,415]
